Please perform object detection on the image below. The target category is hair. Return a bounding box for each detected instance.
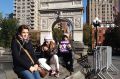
[62,35,69,40]
[41,40,55,52]
[49,41,56,50]
[17,25,29,35]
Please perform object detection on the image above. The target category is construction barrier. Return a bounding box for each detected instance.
[93,46,119,79]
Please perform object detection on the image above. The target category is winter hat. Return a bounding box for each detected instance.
[44,35,52,41]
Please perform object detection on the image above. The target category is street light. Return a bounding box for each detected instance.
[93,17,101,47]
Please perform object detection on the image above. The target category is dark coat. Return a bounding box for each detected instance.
[37,42,57,62]
[11,36,38,74]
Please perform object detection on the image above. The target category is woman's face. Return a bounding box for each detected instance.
[45,40,50,45]
[64,37,68,41]
[21,29,29,40]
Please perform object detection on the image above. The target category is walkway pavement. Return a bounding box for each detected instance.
[0,55,120,79]
[88,55,120,79]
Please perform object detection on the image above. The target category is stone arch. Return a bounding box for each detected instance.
[52,18,73,43]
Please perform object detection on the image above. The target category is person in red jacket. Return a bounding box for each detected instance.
[11,25,41,79]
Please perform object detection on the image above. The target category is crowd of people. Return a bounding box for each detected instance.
[11,25,74,79]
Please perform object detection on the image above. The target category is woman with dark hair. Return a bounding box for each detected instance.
[11,25,41,79]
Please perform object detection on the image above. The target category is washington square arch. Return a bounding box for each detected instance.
[39,0,84,44]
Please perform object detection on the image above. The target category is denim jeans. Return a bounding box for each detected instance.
[19,70,41,79]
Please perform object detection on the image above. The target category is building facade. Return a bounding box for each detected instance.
[92,27,107,48]
[39,0,84,44]
[86,0,114,26]
[14,0,84,44]
[13,0,39,29]
[114,0,120,11]
[114,0,120,14]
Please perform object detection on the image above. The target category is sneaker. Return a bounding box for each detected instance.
[55,73,59,78]
[49,70,56,76]
[51,71,56,75]
[54,70,59,78]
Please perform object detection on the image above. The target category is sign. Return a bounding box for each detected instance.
[59,40,69,52]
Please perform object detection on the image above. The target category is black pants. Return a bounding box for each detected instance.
[62,51,73,72]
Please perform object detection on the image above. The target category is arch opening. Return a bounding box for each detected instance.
[52,18,73,43]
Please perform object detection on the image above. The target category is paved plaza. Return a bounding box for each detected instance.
[0,54,120,79]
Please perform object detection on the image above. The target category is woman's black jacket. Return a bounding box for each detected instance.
[11,36,38,73]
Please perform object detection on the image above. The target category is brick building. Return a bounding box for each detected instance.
[92,27,107,48]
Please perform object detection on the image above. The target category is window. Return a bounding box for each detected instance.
[22,10,25,12]
[17,14,20,17]
[22,6,25,9]
[17,10,20,13]
[27,6,30,8]
[102,5,105,7]
[17,18,20,20]
[22,3,25,5]
[27,3,30,5]
[27,10,30,12]
[109,0,112,3]
[27,18,30,20]
[102,11,105,13]
[41,3,48,7]
[17,7,20,9]
[18,0,21,2]
[22,14,25,16]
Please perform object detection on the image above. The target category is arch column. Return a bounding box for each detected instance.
[39,16,55,44]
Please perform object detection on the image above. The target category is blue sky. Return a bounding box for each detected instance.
[83,0,87,23]
[0,0,87,22]
[0,0,13,17]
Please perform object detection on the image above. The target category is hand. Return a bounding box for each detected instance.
[43,46,48,51]
[59,45,62,48]
[38,66,42,71]
[29,66,35,72]
[67,44,71,48]
[34,64,39,71]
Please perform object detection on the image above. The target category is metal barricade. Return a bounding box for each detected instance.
[93,46,119,79]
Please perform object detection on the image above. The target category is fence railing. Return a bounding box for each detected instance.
[93,46,119,79]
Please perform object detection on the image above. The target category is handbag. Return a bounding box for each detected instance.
[16,39,47,78]
[38,66,48,78]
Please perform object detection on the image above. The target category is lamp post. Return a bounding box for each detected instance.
[92,17,101,75]
[93,17,101,47]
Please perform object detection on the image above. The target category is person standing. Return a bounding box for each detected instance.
[59,34,74,74]
[11,25,41,79]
